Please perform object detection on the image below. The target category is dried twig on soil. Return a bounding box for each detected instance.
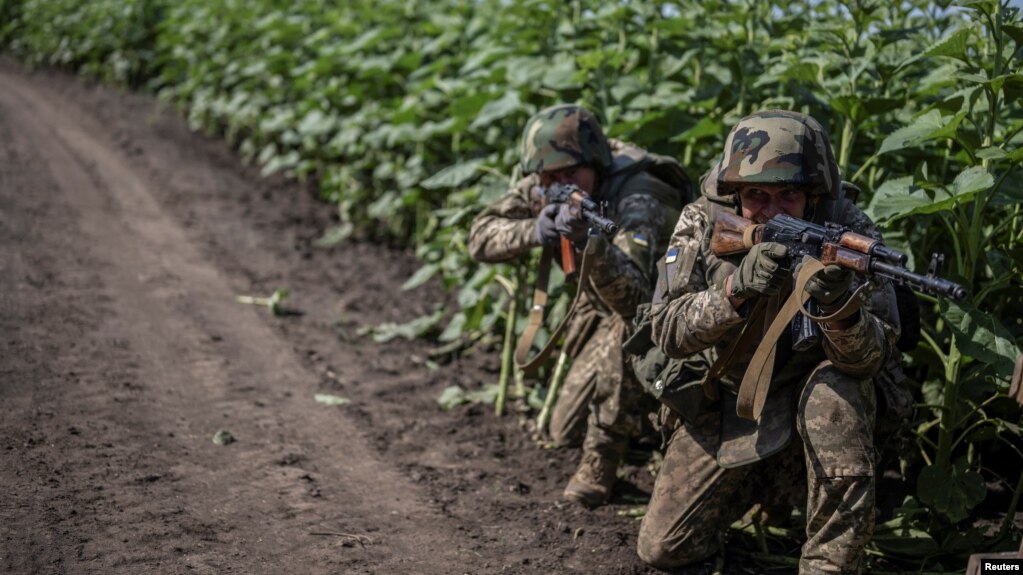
[309,532,374,546]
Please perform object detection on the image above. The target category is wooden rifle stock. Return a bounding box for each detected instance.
[711,211,763,256]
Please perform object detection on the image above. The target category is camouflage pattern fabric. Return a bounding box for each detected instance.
[519,104,612,175]
[638,361,876,574]
[468,139,681,452]
[549,295,602,446]
[553,311,658,450]
[717,109,841,199]
[638,409,805,569]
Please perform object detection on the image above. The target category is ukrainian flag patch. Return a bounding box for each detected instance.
[665,247,679,264]
[631,234,649,248]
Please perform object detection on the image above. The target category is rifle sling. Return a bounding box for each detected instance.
[696,298,768,402]
[514,239,596,372]
[736,257,869,421]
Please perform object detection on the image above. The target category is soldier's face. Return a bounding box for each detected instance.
[738,185,808,224]
[539,165,597,195]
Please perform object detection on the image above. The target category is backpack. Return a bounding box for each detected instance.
[605,140,694,208]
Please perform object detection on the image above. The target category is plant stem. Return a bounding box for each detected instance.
[513,262,529,399]
[495,280,519,417]
[999,465,1023,537]
[535,347,571,436]
[839,117,856,174]
[935,333,962,470]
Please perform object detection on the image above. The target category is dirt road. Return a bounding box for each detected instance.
[0,62,668,574]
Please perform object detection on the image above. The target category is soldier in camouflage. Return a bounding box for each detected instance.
[468,104,689,507]
[637,110,900,573]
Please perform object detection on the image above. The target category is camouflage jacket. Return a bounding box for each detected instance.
[649,191,900,393]
[469,140,684,319]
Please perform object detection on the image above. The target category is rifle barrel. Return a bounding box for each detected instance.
[872,260,967,301]
[583,209,618,234]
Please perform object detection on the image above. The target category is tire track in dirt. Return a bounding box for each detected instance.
[0,68,484,574]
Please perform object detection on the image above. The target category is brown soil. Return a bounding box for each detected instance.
[0,61,724,574]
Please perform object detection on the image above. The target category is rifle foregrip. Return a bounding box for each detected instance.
[560,236,578,279]
[821,244,870,273]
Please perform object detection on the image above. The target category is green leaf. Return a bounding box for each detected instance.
[869,517,941,558]
[527,385,546,410]
[268,288,290,316]
[866,168,989,223]
[470,91,523,130]
[951,165,993,196]
[916,461,986,523]
[296,109,335,138]
[670,116,723,143]
[1004,25,1023,48]
[878,110,944,155]
[437,385,467,410]
[990,73,1023,104]
[359,308,444,343]
[542,56,579,90]
[436,383,496,409]
[865,176,927,222]
[940,299,1020,377]
[314,393,351,406]
[420,159,485,190]
[830,96,902,125]
[402,263,441,291]
[976,147,1008,160]
[438,312,466,342]
[465,383,499,405]
[894,109,968,153]
[212,429,236,446]
[916,27,973,64]
[315,223,355,248]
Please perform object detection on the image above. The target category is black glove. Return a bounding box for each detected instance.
[806,264,854,307]
[730,242,789,299]
[534,203,588,246]
[535,203,561,246]
[554,202,588,243]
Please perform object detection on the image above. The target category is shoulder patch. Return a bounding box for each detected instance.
[665,247,679,264]
[632,234,649,248]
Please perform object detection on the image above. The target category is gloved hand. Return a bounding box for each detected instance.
[554,202,589,243]
[534,203,588,246]
[729,242,789,300]
[805,264,854,307]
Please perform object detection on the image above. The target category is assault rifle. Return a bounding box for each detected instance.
[529,183,618,278]
[712,211,967,349]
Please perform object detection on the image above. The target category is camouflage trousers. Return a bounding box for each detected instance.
[637,361,877,574]
[549,303,654,455]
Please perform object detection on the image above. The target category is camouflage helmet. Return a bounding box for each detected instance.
[717,110,840,199]
[519,104,613,175]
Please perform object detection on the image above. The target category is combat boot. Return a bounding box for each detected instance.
[563,450,619,507]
